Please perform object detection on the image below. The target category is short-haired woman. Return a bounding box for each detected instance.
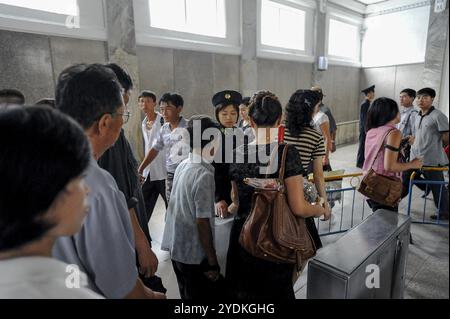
[0,106,101,299]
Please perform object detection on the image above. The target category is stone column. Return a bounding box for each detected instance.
[422,0,449,107]
[105,0,143,159]
[241,0,258,97]
[312,0,328,86]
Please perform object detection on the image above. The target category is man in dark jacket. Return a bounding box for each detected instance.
[356,85,375,169]
[98,63,166,293]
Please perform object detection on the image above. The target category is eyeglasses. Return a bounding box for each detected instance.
[115,110,131,124]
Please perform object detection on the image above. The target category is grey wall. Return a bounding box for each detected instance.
[137,46,240,119]
[1,29,363,147]
[0,30,108,104]
[256,59,361,144]
[360,63,426,102]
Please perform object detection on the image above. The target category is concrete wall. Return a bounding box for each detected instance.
[1,29,362,147]
[360,63,426,102]
[0,30,108,104]
[256,60,361,145]
[137,46,240,119]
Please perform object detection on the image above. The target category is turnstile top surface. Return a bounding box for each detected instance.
[311,209,411,275]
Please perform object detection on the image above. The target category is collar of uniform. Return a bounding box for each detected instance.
[189,153,214,173]
[400,106,414,114]
[0,256,88,286]
[419,106,435,117]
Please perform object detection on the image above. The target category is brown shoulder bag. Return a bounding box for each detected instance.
[357,128,402,207]
[239,144,317,271]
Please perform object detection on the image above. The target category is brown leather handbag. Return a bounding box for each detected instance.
[358,128,402,207]
[239,144,317,271]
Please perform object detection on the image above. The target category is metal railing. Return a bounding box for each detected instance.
[311,172,372,237]
[406,166,449,225]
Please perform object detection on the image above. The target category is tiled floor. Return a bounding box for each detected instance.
[149,143,449,299]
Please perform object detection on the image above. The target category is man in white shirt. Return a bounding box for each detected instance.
[139,90,168,222]
[397,88,418,139]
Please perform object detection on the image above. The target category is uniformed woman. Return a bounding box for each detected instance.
[211,90,242,218]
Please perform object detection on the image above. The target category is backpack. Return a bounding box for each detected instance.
[239,144,317,271]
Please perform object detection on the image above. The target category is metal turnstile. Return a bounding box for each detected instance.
[307,209,411,299]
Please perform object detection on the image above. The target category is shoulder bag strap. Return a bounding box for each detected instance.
[279,144,289,182]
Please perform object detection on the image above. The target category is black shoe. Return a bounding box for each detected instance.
[421,188,431,198]
[430,213,449,221]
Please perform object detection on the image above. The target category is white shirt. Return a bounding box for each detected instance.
[142,113,167,181]
[313,111,330,133]
[0,257,103,299]
[53,158,138,299]
[397,106,418,137]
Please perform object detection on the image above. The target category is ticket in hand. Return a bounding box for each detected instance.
[243,178,281,190]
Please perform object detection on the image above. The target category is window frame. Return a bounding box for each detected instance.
[133,0,241,55]
[0,0,106,40]
[325,10,363,67]
[257,0,315,63]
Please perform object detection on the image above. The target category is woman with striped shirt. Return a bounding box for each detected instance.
[283,90,332,244]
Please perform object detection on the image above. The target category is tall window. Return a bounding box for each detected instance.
[328,18,360,60]
[260,0,306,51]
[149,0,226,38]
[0,0,78,16]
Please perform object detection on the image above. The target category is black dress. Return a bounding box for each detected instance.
[226,143,307,300]
[213,126,245,205]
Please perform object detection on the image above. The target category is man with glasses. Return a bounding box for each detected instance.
[98,64,166,293]
[53,63,165,299]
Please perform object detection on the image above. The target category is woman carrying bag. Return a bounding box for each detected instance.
[361,97,423,212]
[225,91,329,300]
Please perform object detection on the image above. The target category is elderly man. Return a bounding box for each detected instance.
[53,64,166,299]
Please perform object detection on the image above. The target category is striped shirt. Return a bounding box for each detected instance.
[283,127,326,172]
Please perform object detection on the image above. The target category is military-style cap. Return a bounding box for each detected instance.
[361,85,375,95]
[212,90,242,107]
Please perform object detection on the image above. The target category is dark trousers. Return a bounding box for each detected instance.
[356,132,366,169]
[225,218,296,300]
[402,169,449,215]
[171,260,219,300]
[142,178,167,222]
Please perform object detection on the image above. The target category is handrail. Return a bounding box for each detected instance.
[410,166,448,181]
[309,172,363,182]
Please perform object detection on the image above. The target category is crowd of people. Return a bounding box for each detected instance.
[0,62,448,300]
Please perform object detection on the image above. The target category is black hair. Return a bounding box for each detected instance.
[187,115,221,151]
[55,64,88,108]
[35,98,56,108]
[417,87,436,98]
[241,97,251,106]
[0,106,90,251]
[0,89,25,105]
[366,97,399,131]
[214,103,239,125]
[248,91,282,127]
[400,88,416,99]
[285,89,321,135]
[139,90,157,102]
[105,63,133,92]
[159,92,184,108]
[56,64,123,130]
